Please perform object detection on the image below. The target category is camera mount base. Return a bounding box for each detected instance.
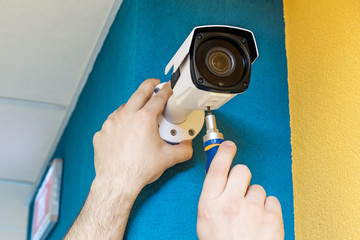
[158,109,204,143]
[155,83,205,143]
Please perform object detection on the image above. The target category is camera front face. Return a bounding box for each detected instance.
[190,26,257,94]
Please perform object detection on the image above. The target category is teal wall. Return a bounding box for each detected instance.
[28,0,294,239]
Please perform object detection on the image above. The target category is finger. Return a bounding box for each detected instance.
[126,79,160,111]
[166,140,193,166]
[245,184,267,205]
[224,164,252,198]
[265,196,283,217]
[201,141,236,199]
[142,83,172,116]
[118,103,126,111]
[107,110,117,120]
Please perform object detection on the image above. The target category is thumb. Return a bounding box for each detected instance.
[166,140,193,166]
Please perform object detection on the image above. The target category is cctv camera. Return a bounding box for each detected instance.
[157,25,258,143]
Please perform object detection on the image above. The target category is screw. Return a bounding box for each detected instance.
[170,129,177,136]
[198,78,204,84]
[196,34,203,40]
[241,38,247,43]
[188,129,195,136]
[243,82,248,87]
[219,81,224,86]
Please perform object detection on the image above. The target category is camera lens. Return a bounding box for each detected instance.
[206,47,235,77]
[195,38,245,87]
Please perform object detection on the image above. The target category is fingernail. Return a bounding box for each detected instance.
[223,141,235,148]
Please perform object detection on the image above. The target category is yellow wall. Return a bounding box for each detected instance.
[283,0,360,238]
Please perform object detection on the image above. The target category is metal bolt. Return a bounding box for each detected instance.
[198,78,204,84]
[243,82,248,87]
[188,129,195,136]
[170,129,177,136]
[219,81,224,86]
[196,34,203,40]
[241,38,247,43]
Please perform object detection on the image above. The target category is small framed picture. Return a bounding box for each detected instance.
[31,158,63,240]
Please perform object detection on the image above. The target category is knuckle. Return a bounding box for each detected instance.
[185,147,193,160]
[92,132,100,144]
[198,201,213,220]
[101,120,112,131]
[113,110,125,121]
[135,89,148,98]
[118,103,126,110]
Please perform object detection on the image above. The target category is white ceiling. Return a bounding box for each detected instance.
[0,182,33,240]
[0,0,123,239]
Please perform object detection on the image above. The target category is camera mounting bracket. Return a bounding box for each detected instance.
[155,83,205,143]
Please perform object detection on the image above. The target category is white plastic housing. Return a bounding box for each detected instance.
[159,56,238,143]
[159,25,259,143]
[156,83,204,143]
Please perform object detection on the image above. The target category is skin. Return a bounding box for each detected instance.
[197,141,284,240]
[65,78,284,239]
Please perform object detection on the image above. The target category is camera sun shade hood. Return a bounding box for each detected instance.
[165,25,259,76]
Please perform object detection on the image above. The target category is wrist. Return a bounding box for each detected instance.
[91,176,142,202]
[65,176,141,239]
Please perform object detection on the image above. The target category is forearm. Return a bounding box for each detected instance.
[65,177,141,239]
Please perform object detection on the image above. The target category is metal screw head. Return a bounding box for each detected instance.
[188,129,195,136]
[196,34,203,40]
[241,38,247,43]
[170,129,177,136]
[243,82,248,87]
[198,78,204,84]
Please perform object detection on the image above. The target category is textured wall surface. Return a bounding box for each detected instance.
[28,0,294,239]
[284,0,360,239]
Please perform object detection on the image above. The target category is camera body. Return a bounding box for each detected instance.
[158,25,258,143]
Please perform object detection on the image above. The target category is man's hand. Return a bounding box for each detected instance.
[93,78,193,190]
[197,141,284,240]
[65,79,193,239]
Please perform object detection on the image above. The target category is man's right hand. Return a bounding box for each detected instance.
[197,141,284,240]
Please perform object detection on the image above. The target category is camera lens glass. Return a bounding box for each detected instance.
[195,39,245,87]
[206,47,235,77]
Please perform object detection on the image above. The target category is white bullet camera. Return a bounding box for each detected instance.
[157,25,258,143]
